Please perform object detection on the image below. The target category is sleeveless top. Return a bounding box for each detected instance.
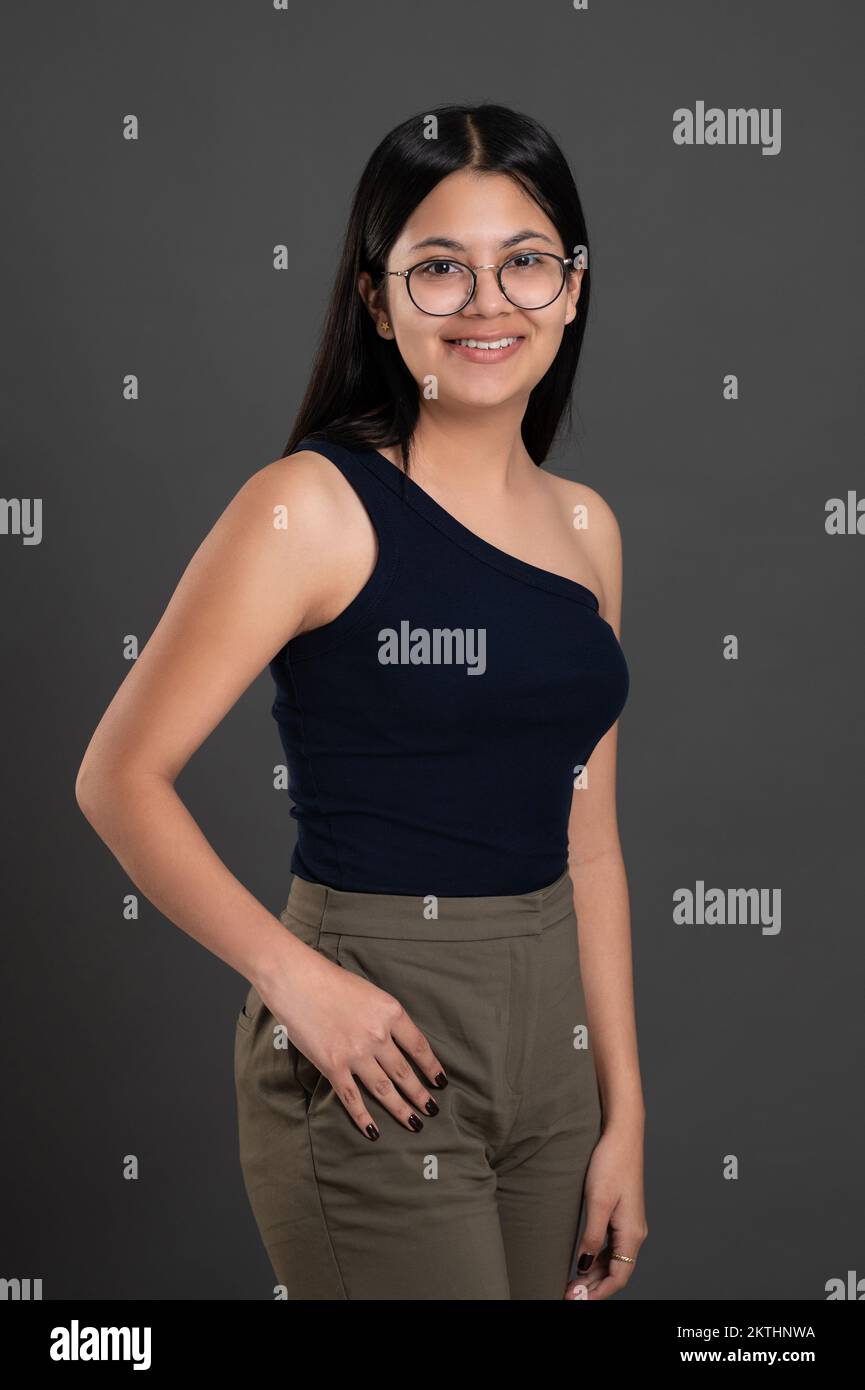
[269,435,630,897]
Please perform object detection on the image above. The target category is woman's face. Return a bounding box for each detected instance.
[360,168,583,413]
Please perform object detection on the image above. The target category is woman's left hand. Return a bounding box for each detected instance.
[563,1116,648,1300]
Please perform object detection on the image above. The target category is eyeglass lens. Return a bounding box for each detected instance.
[408,253,565,314]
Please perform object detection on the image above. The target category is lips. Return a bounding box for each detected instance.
[444,335,524,345]
[443,335,526,363]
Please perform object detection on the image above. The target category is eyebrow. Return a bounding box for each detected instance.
[406,228,557,254]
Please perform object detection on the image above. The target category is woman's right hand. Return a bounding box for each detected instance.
[256,943,448,1139]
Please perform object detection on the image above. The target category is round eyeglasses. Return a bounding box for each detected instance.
[381,251,578,316]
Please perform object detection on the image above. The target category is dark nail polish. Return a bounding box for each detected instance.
[407,1113,423,1131]
[577,1252,595,1273]
[366,1123,380,1140]
[424,1097,439,1116]
[433,1072,448,1088]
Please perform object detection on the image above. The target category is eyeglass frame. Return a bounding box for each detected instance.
[379,250,582,316]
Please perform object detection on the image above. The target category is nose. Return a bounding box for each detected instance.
[465,264,511,315]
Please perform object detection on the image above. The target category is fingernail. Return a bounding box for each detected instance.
[407,1113,423,1131]
[433,1072,448,1087]
[577,1252,595,1273]
[366,1123,380,1140]
[424,1097,439,1116]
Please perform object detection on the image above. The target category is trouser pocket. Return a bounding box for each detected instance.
[234,918,342,1106]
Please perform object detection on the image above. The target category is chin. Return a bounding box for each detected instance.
[441,370,532,405]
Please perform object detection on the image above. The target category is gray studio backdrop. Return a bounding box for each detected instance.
[2,0,862,1300]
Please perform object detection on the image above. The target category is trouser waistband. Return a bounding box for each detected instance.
[281,867,575,942]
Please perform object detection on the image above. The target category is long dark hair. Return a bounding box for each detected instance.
[282,102,591,474]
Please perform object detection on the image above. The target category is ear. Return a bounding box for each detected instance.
[357,269,387,327]
[564,265,584,327]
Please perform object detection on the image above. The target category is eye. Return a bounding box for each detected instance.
[416,259,463,277]
[506,252,544,270]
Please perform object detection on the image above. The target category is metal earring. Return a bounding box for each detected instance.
[379,320,390,335]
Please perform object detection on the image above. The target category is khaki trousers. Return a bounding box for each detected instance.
[234,868,601,1300]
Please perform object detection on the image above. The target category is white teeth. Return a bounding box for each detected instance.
[451,337,518,349]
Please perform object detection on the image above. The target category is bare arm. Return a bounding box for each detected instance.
[75,451,447,1135]
[563,485,647,1301]
[565,488,644,1129]
[75,451,348,986]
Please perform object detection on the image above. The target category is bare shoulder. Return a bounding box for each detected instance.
[542,470,624,624]
[172,445,376,650]
[226,446,379,636]
[238,447,364,536]
[543,470,622,548]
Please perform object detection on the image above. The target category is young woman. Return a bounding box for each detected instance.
[76,102,647,1301]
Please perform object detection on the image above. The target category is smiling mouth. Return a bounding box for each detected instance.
[444,335,524,349]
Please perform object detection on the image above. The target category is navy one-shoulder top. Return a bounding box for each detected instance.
[269,435,630,896]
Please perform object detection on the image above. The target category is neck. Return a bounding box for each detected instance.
[383,403,536,500]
